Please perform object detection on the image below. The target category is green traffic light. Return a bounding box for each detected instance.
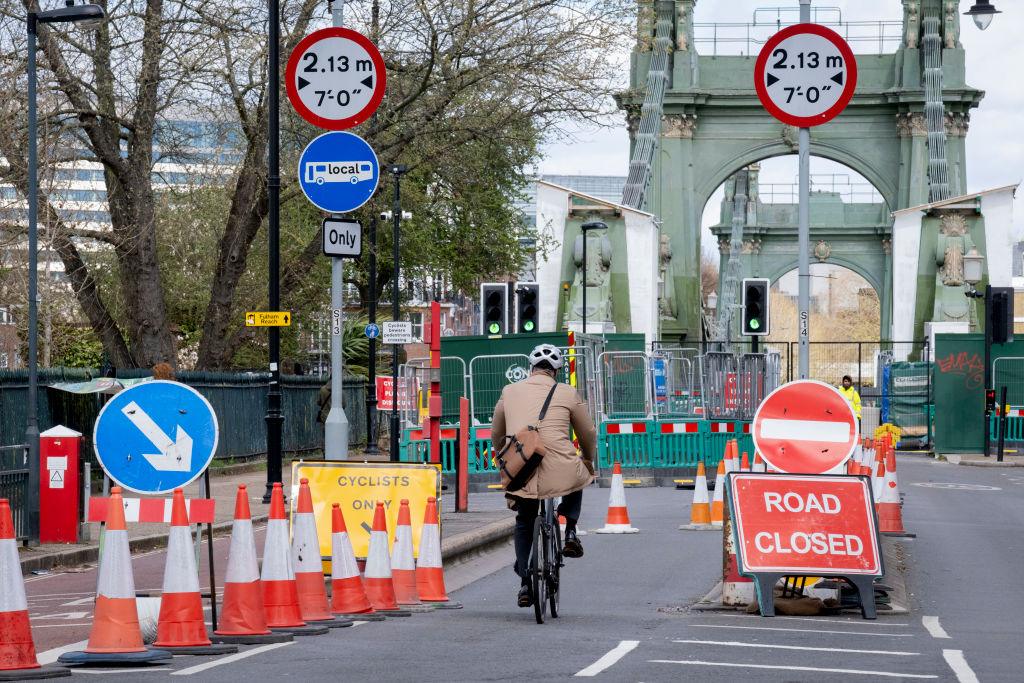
[488,322,500,334]
[750,319,760,330]
[524,320,535,332]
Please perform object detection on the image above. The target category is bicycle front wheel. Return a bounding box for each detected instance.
[548,516,561,619]
[532,515,545,624]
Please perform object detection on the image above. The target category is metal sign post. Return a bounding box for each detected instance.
[754,1,857,379]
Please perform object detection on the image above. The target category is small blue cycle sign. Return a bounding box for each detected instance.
[364,323,380,339]
[297,131,379,213]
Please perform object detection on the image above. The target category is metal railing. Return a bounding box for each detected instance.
[693,19,902,56]
[993,357,1024,405]
[758,181,884,205]
[467,354,530,425]
[0,445,28,540]
[597,351,652,421]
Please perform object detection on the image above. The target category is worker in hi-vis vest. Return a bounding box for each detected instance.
[839,374,862,420]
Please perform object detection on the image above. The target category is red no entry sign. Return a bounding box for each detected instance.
[286,27,386,130]
[752,379,859,474]
[728,473,881,576]
[754,23,857,127]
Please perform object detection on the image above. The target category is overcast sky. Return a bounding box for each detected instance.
[537,0,1024,258]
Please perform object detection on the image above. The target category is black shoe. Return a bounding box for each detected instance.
[518,584,533,608]
[563,530,584,558]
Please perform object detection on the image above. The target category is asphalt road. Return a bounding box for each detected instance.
[29,455,1024,681]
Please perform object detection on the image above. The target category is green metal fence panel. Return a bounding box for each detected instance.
[399,426,458,474]
[989,414,1024,442]
[468,354,530,425]
[599,421,654,468]
[657,424,703,467]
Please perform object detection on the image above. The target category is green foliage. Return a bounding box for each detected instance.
[52,325,104,368]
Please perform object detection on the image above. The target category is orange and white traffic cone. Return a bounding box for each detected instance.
[680,462,712,530]
[392,500,432,611]
[59,488,171,666]
[363,502,410,616]
[740,451,750,472]
[878,449,913,536]
[262,483,327,635]
[559,515,586,536]
[723,441,736,473]
[710,460,726,527]
[0,499,71,679]
[329,504,383,620]
[596,463,639,533]
[752,453,767,473]
[416,497,462,609]
[153,489,237,655]
[213,486,291,645]
[292,480,351,627]
[873,456,886,503]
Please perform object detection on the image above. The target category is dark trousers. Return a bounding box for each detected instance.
[513,490,583,584]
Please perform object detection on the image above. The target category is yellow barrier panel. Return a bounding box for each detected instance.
[290,461,442,573]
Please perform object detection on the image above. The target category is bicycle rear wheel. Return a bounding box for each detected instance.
[531,515,545,624]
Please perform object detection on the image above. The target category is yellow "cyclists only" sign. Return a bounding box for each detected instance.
[290,461,442,570]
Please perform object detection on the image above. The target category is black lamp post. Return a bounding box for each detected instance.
[964,1,1000,30]
[26,1,106,544]
[579,221,607,334]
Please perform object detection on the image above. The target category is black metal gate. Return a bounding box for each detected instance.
[0,445,29,541]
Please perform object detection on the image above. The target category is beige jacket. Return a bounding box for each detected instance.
[491,373,597,499]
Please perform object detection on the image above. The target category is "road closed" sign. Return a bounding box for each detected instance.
[728,472,881,576]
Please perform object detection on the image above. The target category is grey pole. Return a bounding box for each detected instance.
[797,0,811,380]
[581,228,587,334]
[324,0,349,460]
[389,166,407,462]
[25,14,40,544]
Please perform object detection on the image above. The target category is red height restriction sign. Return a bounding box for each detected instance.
[755,23,857,127]
[752,380,859,474]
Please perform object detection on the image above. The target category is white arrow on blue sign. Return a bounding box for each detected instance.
[93,380,219,494]
[298,131,379,214]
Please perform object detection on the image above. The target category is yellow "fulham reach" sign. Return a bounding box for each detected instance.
[245,311,291,327]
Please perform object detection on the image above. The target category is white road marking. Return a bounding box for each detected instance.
[649,660,938,678]
[695,624,913,638]
[35,639,88,665]
[30,623,93,628]
[759,418,851,443]
[74,668,172,675]
[62,596,96,606]
[575,640,640,677]
[712,613,909,627]
[29,611,90,620]
[942,649,980,683]
[673,640,919,656]
[171,641,294,676]
[922,616,951,639]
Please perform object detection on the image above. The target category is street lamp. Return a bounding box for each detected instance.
[964,1,1000,31]
[579,221,607,334]
[26,1,106,544]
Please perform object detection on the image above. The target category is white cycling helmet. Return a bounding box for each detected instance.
[528,343,563,370]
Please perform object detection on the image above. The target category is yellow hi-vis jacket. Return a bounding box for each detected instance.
[839,385,862,419]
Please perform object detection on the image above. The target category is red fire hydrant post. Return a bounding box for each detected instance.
[39,425,82,544]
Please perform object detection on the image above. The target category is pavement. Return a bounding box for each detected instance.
[942,452,1024,466]
[18,453,1024,680]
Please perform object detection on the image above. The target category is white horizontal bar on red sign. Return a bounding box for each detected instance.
[87,497,216,524]
[660,422,699,434]
[758,418,851,443]
[606,422,647,434]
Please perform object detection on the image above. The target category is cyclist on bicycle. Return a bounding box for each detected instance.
[492,343,597,608]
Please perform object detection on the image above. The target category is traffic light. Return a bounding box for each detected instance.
[741,277,770,336]
[987,286,1014,345]
[480,283,508,336]
[515,282,539,334]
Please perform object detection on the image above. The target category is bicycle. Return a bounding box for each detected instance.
[528,497,563,624]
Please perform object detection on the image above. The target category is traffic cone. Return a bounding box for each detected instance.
[416,497,462,608]
[872,457,886,502]
[558,515,586,536]
[0,499,71,679]
[262,483,328,635]
[329,504,383,620]
[740,451,750,472]
[710,460,726,527]
[596,462,639,533]
[213,486,292,644]
[752,453,766,473]
[392,500,431,610]
[58,488,171,666]
[879,449,913,536]
[680,462,712,530]
[153,489,237,655]
[723,441,736,473]
[291,480,351,627]
[363,503,410,616]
